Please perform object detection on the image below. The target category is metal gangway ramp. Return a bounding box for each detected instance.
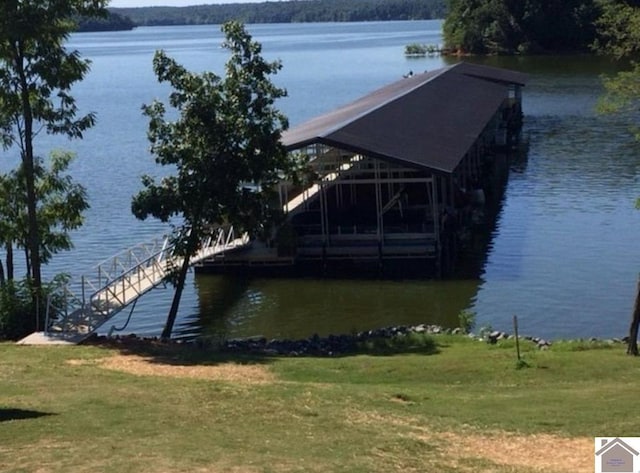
[282,154,363,217]
[18,226,249,345]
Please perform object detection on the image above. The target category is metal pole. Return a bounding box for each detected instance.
[374,160,382,244]
[44,294,51,334]
[64,285,68,319]
[319,180,326,244]
[513,315,521,361]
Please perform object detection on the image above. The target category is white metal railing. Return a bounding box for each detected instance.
[44,225,250,338]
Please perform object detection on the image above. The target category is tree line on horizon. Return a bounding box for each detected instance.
[109,0,446,27]
[77,11,135,32]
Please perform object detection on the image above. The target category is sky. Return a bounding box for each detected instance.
[109,0,266,6]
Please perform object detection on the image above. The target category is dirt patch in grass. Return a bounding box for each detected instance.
[347,410,592,472]
[67,355,275,384]
[433,430,591,472]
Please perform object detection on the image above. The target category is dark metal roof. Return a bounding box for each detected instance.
[450,61,528,86]
[282,62,527,174]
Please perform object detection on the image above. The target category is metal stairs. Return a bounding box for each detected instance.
[18,226,249,345]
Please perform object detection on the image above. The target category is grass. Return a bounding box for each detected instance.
[0,335,637,472]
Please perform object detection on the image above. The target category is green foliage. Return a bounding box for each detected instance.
[0,172,19,282]
[132,21,294,338]
[0,274,70,339]
[0,152,89,283]
[404,43,441,56]
[113,0,447,26]
[595,1,640,128]
[133,21,291,233]
[594,0,640,59]
[33,152,89,264]
[0,279,35,340]
[598,62,640,115]
[443,0,600,55]
[357,332,438,355]
[76,11,135,32]
[457,308,476,333]
[478,323,493,340]
[0,1,107,145]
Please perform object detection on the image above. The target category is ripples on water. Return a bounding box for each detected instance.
[472,66,640,339]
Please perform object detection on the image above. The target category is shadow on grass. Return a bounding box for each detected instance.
[83,336,273,367]
[83,331,441,366]
[0,408,56,422]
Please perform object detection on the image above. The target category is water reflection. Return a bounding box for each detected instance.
[469,56,640,339]
[183,275,480,340]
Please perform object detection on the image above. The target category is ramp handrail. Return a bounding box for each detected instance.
[44,225,250,338]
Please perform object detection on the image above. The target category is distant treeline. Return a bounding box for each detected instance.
[110,0,446,27]
[76,11,136,32]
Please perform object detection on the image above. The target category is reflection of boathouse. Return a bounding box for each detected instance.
[197,62,527,275]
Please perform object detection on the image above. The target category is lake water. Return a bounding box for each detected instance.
[3,20,640,341]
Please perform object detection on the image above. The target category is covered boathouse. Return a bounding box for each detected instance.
[195,62,527,276]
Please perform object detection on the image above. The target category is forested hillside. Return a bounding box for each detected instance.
[111,0,446,26]
[443,0,601,54]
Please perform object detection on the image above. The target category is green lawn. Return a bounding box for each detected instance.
[0,336,636,472]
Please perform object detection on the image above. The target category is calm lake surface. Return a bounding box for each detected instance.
[4,20,640,340]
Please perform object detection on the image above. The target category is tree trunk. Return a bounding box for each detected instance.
[15,42,43,326]
[23,246,30,280]
[627,276,640,356]
[160,253,191,341]
[0,259,4,286]
[22,147,40,288]
[6,242,13,282]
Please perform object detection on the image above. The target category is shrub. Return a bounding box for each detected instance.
[0,279,36,341]
[404,43,440,56]
[358,332,437,355]
[458,309,476,334]
[404,43,428,56]
[0,276,66,341]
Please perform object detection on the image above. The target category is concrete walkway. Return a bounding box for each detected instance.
[17,331,87,345]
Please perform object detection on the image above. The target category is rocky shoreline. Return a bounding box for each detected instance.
[88,324,629,357]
